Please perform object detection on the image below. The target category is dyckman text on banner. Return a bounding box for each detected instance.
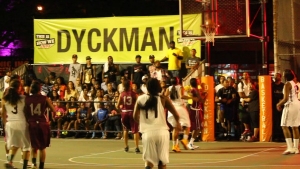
[34,15,201,64]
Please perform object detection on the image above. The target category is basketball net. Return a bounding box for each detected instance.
[201,24,218,46]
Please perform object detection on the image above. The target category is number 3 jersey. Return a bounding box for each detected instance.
[5,95,26,122]
[25,94,48,122]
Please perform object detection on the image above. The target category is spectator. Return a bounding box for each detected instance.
[56,77,67,100]
[41,77,52,96]
[49,89,59,102]
[272,73,285,141]
[215,75,225,93]
[52,99,67,138]
[131,55,147,89]
[148,55,156,76]
[91,102,109,139]
[185,49,201,74]
[49,72,56,85]
[238,72,252,139]
[93,89,103,115]
[3,69,11,91]
[75,77,82,92]
[160,41,184,78]
[242,81,259,142]
[82,56,96,84]
[101,74,113,92]
[78,87,93,109]
[68,54,82,85]
[102,56,120,86]
[140,75,148,94]
[104,83,115,101]
[74,103,92,138]
[152,60,170,82]
[65,96,78,135]
[117,76,125,93]
[215,79,237,140]
[104,107,122,139]
[64,81,79,101]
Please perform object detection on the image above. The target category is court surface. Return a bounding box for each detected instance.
[0,138,299,169]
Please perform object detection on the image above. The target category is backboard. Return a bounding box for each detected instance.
[179,0,250,40]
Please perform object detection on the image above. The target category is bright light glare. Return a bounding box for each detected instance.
[37,5,43,11]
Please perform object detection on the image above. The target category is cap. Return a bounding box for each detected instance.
[135,55,141,59]
[103,74,108,78]
[86,56,92,60]
[149,55,155,59]
[142,75,148,81]
[72,54,78,58]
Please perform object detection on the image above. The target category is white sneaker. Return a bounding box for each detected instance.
[192,145,199,149]
[188,143,194,150]
[294,148,299,154]
[31,164,37,169]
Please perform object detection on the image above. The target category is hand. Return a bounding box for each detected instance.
[241,100,245,107]
[276,104,282,111]
[172,53,177,57]
[175,121,182,131]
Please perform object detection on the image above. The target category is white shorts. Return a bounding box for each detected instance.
[5,121,31,151]
[142,130,169,166]
[168,105,191,128]
[281,102,300,127]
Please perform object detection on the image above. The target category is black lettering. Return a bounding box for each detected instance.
[57,30,71,52]
[104,28,118,51]
[72,29,86,52]
[159,27,174,51]
[88,28,101,52]
[141,27,157,51]
[120,28,139,51]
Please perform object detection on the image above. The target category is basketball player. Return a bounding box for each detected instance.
[116,80,140,153]
[167,77,191,152]
[276,69,300,154]
[2,79,30,169]
[133,78,181,169]
[25,81,56,169]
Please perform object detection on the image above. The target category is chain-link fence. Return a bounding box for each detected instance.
[274,0,300,76]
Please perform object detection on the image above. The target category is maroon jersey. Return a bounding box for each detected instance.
[120,91,137,110]
[25,94,48,122]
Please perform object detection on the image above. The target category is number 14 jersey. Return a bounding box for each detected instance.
[25,94,48,122]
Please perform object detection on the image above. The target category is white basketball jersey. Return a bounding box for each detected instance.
[137,94,169,133]
[286,80,298,103]
[168,85,184,106]
[5,95,26,122]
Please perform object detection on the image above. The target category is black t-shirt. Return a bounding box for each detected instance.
[272,82,284,106]
[132,63,147,84]
[248,90,259,112]
[216,86,236,105]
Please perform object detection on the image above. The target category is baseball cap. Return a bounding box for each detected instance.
[135,55,141,59]
[142,75,148,81]
[86,56,92,60]
[103,74,108,78]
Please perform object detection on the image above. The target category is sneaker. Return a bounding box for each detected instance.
[188,143,195,150]
[294,148,299,154]
[282,149,295,155]
[31,164,37,169]
[135,147,141,154]
[124,146,129,152]
[247,136,259,142]
[241,130,250,136]
[4,163,14,169]
[172,145,181,153]
[19,160,32,166]
[180,139,189,150]
[188,144,199,150]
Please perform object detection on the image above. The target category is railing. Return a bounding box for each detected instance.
[182,60,205,87]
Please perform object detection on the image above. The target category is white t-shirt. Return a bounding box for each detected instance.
[4,75,10,91]
[68,63,82,85]
[215,84,223,93]
[237,80,251,96]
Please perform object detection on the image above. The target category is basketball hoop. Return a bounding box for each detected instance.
[201,24,219,46]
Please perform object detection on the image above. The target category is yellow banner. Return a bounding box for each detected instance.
[201,76,215,141]
[34,15,201,64]
[258,76,272,142]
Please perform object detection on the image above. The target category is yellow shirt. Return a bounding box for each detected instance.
[166,47,183,70]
